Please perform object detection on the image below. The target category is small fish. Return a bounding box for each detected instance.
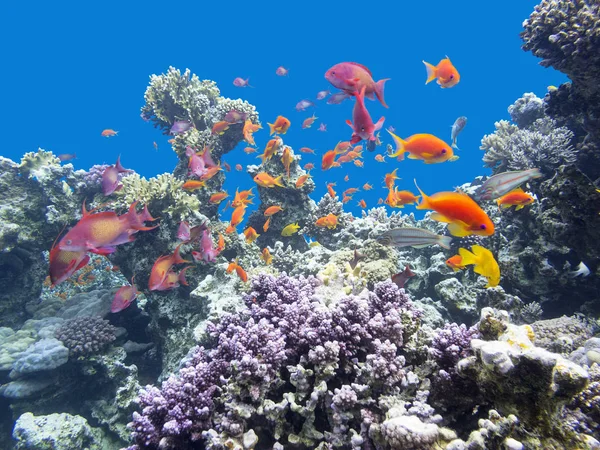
[302,114,318,129]
[569,261,590,278]
[153,142,158,151]
[304,163,315,170]
[254,172,284,188]
[318,123,327,132]
[384,169,400,189]
[391,265,415,289]
[192,229,222,263]
[257,138,281,163]
[315,213,338,229]
[363,183,373,190]
[377,227,452,249]
[235,164,243,171]
[326,91,352,105]
[296,99,315,111]
[57,153,77,162]
[102,156,132,196]
[263,217,271,232]
[261,248,272,265]
[243,227,259,243]
[458,245,500,288]
[223,162,231,172]
[358,199,367,208]
[296,174,311,188]
[170,120,194,135]
[177,221,192,242]
[349,249,366,270]
[264,205,284,216]
[244,146,257,154]
[344,175,350,182]
[268,116,291,135]
[446,255,466,272]
[474,168,542,201]
[232,188,254,207]
[354,160,364,167]
[243,120,261,145]
[378,198,384,205]
[281,147,294,179]
[346,86,385,145]
[386,189,420,208]
[327,182,336,198]
[325,62,390,107]
[276,66,289,76]
[423,57,460,88]
[111,277,140,313]
[187,145,217,179]
[211,121,231,135]
[388,131,457,164]
[199,165,222,182]
[226,259,248,282]
[496,188,535,210]
[229,206,246,230]
[344,188,359,196]
[209,192,229,204]
[182,180,206,191]
[316,89,331,100]
[415,180,495,237]
[342,194,352,204]
[375,154,386,163]
[148,245,191,291]
[101,129,118,137]
[321,150,339,170]
[224,110,248,123]
[233,77,252,87]
[451,116,467,149]
[281,223,301,236]
[300,147,316,154]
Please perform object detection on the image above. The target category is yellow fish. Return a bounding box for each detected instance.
[458,245,500,288]
[281,223,300,236]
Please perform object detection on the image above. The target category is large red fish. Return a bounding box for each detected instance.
[346,86,385,145]
[325,62,390,108]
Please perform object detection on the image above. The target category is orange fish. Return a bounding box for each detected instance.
[223,162,231,172]
[211,121,231,135]
[182,180,206,191]
[384,169,400,189]
[296,174,311,188]
[363,183,373,191]
[209,192,229,204]
[300,147,316,154]
[423,56,460,88]
[327,182,337,198]
[415,180,495,237]
[268,115,291,135]
[244,146,257,154]
[217,233,225,252]
[258,138,281,163]
[226,259,248,282]
[264,205,284,216]
[344,188,359,196]
[168,138,176,144]
[358,199,367,208]
[315,213,339,229]
[354,145,363,153]
[263,217,271,232]
[281,147,293,179]
[388,131,457,164]
[334,141,353,155]
[354,160,364,168]
[200,165,223,182]
[243,119,261,145]
[375,154,386,163]
[446,255,466,272]
[338,151,362,164]
[232,188,254,208]
[254,172,284,188]
[243,227,259,243]
[304,163,315,171]
[101,129,118,137]
[235,164,243,171]
[230,206,246,228]
[261,248,272,265]
[386,189,420,208]
[496,188,535,211]
[342,194,352,204]
[344,175,350,182]
[321,150,339,170]
[302,114,318,129]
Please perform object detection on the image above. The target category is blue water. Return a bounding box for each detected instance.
[1,1,566,218]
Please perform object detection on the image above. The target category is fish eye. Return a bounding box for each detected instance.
[441,149,446,154]
[480,224,486,230]
[361,127,365,131]
[449,75,454,79]
[66,239,72,245]
[331,71,335,75]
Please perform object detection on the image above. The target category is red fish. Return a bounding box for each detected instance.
[346,86,385,145]
[325,62,390,108]
[111,277,140,313]
[102,156,132,196]
[49,244,89,286]
[148,244,191,291]
[187,146,217,178]
[192,229,221,263]
[233,77,252,87]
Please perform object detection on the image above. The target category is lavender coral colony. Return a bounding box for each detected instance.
[1,0,600,449]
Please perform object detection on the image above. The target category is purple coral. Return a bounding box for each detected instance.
[128,274,422,449]
[429,322,480,375]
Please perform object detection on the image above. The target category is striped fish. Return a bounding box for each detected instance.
[377,227,452,249]
[474,168,542,201]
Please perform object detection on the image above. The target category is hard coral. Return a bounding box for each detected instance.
[54,317,117,357]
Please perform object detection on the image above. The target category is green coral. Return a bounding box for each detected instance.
[111,173,200,223]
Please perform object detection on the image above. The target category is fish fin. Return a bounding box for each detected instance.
[172,244,191,264]
[449,156,460,162]
[407,153,419,159]
[373,117,385,132]
[438,235,453,249]
[411,244,431,249]
[350,135,362,145]
[451,141,460,150]
[447,222,472,237]
[89,246,117,255]
[430,212,453,223]
[375,78,390,108]
[421,152,434,158]
[273,175,285,187]
[75,255,91,272]
[346,119,354,128]
[423,61,437,84]
[365,91,375,100]
[413,180,431,210]
[458,247,478,266]
[268,122,275,135]
[179,266,193,286]
[515,204,524,211]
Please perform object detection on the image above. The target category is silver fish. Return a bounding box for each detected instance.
[377,227,452,249]
[475,168,542,201]
[451,116,467,149]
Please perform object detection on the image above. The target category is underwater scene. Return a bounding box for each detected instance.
[1,0,600,449]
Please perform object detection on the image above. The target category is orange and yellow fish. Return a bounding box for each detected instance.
[388,131,458,164]
[302,114,318,129]
[384,169,400,189]
[496,188,535,211]
[243,227,259,243]
[281,147,293,180]
[243,120,261,145]
[211,121,231,135]
[281,223,300,236]
[182,180,206,191]
[423,57,460,88]
[227,259,248,282]
[254,172,284,188]
[295,174,311,188]
[446,255,466,272]
[261,248,272,265]
[315,213,338,229]
[209,192,229,204]
[268,115,291,135]
[321,150,339,170]
[264,205,283,216]
[263,217,271,232]
[101,129,118,137]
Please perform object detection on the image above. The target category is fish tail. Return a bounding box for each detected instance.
[375,78,390,108]
[413,179,431,210]
[458,247,479,266]
[273,175,284,187]
[451,139,459,150]
[179,266,193,286]
[438,235,453,249]
[172,244,191,264]
[115,155,127,173]
[268,122,275,135]
[387,131,406,159]
[423,61,437,84]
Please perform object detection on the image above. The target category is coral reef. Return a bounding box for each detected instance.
[54,317,117,357]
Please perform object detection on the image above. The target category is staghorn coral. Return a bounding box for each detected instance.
[54,317,117,357]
